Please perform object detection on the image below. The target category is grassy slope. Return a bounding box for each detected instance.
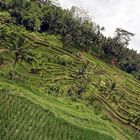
[0,21,140,140]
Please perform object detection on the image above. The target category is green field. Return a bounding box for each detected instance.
[0,22,140,140]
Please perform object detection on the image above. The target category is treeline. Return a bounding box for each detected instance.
[0,0,140,80]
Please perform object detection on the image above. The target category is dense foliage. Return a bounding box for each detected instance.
[0,0,140,80]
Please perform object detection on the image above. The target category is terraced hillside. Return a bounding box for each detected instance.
[0,22,140,140]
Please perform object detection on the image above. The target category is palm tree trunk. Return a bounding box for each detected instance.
[10,55,19,80]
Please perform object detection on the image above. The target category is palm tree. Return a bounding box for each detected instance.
[9,36,34,79]
[99,80,117,100]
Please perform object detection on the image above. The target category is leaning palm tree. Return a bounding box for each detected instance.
[9,36,34,79]
[99,80,117,100]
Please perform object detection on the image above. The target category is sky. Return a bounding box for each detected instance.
[59,0,140,53]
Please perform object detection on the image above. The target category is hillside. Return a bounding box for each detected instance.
[0,19,140,140]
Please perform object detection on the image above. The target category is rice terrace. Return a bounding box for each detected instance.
[0,0,140,140]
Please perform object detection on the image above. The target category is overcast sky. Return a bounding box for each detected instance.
[59,0,140,53]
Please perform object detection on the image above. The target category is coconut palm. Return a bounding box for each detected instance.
[9,36,34,79]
